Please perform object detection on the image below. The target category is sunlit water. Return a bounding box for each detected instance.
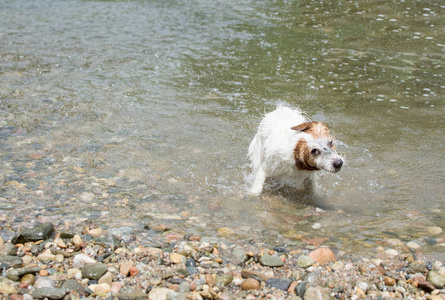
[1,0,444,260]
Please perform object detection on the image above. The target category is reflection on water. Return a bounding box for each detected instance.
[0,0,444,258]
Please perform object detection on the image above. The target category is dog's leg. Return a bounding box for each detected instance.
[250,167,266,194]
[303,173,318,194]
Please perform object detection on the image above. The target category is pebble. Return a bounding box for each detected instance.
[259,254,284,267]
[265,278,292,291]
[72,234,83,247]
[304,286,331,300]
[6,267,41,282]
[88,283,111,294]
[148,287,173,300]
[216,273,234,286]
[54,253,64,263]
[241,269,269,281]
[427,271,445,289]
[241,278,260,290]
[385,249,399,257]
[20,274,35,287]
[99,271,113,286]
[407,241,420,249]
[81,262,108,280]
[384,276,396,286]
[308,247,336,265]
[34,277,55,289]
[170,253,185,264]
[217,227,235,236]
[297,255,315,268]
[120,261,132,276]
[62,279,86,295]
[312,223,322,229]
[31,287,66,300]
[0,243,18,256]
[11,223,55,244]
[129,266,138,276]
[0,277,18,294]
[72,254,96,268]
[205,274,216,287]
[37,249,55,262]
[428,226,443,235]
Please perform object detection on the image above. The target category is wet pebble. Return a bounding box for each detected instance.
[259,254,284,267]
[11,223,55,244]
[308,247,336,265]
[34,277,55,289]
[297,255,315,268]
[428,226,442,235]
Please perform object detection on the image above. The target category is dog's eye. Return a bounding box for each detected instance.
[311,149,320,156]
[328,140,334,148]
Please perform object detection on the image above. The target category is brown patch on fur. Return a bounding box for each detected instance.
[291,121,331,139]
[294,139,318,171]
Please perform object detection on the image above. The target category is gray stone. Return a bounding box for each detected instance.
[427,271,445,289]
[81,262,108,280]
[11,222,55,244]
[297,255,315,268]
[62,279,86,295]
[5,266,41,282]
[295,281,308,298]
[216,273,234,286]
[265,278,292,291]
[259,254,284,267]
[0,243,18,256]
[31,287,67,299]
[0,256,23,268]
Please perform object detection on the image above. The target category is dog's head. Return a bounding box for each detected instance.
[291,121,343,173]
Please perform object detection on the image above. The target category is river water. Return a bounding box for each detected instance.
[1,0,444,260]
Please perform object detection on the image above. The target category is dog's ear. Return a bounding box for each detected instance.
[291,122,314,132]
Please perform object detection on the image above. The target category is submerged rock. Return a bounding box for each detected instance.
[11,223,55,244]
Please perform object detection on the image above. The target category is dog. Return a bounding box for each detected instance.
[247,104,343,194]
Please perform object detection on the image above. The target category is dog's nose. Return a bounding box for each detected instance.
[333,158,343,170]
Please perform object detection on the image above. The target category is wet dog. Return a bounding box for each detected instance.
[248,105,343,194]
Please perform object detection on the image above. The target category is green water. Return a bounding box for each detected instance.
[0,0,444,259]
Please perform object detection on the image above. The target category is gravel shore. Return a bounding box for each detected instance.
[1,222,445,299]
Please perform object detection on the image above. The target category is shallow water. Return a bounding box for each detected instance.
[1,0,444,259]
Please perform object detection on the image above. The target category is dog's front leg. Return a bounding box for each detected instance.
[250,167,267,194]
[303,173,318,194]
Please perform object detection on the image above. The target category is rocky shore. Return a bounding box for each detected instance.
[0,222,445,300]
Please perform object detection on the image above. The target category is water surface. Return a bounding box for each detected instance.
[1,0,444,259]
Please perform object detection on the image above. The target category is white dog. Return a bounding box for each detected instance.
[248,105,343,194]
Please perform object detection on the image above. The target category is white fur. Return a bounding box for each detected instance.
[247,105,342,194]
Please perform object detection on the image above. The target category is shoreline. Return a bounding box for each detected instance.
[1,222,445,299]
